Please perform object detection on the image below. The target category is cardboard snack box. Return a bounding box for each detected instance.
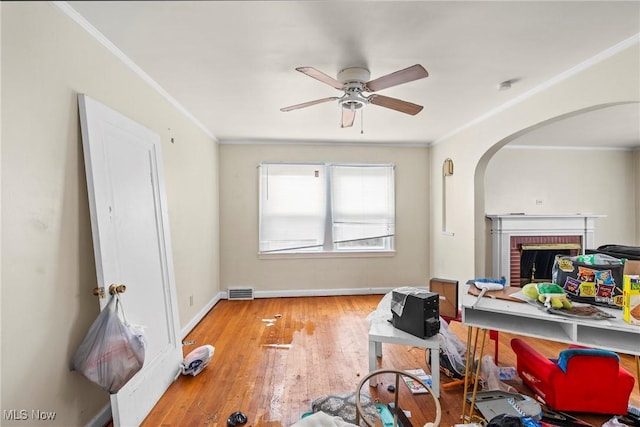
[624,260,640,275]
[623,274,640,325]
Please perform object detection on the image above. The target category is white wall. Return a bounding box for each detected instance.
[219,143,430,294]
[636,149,640,243]
[485,146,637,247]
[1,3,219,426]
[430,41,640,287]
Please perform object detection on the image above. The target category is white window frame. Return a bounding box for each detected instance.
[258,162,395,258]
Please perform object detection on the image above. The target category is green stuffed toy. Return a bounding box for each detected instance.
[522,283,572,309]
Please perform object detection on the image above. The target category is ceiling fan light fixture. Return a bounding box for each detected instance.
[339,92,368,110]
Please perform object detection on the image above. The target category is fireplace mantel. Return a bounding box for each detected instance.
[487,214,605,285]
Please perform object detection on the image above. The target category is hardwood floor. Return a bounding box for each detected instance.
[137,295,639,427]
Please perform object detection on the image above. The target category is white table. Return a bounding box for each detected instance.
[368,320,440,397]
[461,288,640,356]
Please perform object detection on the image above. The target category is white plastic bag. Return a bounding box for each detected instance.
[437,318,468,377]
[181,344,215,376]
[427,317,469,379]
[479,355,517,393]
[70,294,146,393]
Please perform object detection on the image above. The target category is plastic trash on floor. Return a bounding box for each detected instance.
[181,344,215,376]
[480,355,518,393]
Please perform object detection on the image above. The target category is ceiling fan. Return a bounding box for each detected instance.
[280,64,429,128]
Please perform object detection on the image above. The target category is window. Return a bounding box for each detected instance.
[259,162,395,255]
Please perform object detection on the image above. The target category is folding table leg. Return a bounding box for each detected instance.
[461,326,488,423]
[461,326,474,421]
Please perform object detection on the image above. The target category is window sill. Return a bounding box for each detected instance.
[258,250,396,260]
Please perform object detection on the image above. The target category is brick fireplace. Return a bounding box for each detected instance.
[487,214,603,287]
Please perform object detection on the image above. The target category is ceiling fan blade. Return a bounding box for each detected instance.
[368,94,424,115]
[280,96,339,112]
[296,67,345,90]
[341,108,356,128]
[296,67,344,89]
[364,64,428,92]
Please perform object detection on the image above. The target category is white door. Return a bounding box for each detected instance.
[78,94,182,427]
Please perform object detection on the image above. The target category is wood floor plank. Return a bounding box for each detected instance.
[127,295,640,427]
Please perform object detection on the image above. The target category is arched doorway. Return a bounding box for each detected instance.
[474,102,640,281]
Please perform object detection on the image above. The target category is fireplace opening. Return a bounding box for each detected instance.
[519,243,581,286]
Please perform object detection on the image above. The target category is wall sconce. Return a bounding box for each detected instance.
[443,158,454,176]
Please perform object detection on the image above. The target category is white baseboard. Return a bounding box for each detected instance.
[181,292,224,339]
[227,287,393,299]
[84,403,111,427]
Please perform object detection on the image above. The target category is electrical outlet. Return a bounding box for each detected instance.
[189,295,194,306]
[535,199,543,205]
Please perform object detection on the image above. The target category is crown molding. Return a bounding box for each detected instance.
[52,1,216,141]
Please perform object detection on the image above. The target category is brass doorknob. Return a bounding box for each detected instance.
[109,284,126,295]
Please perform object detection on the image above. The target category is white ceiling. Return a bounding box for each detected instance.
[66,1,640,148]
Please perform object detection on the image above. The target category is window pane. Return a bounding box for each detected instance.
[259,164,326,252]
[330,165,395,249]
[334,235,392,251]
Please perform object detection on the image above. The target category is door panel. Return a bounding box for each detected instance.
[78,94,182,427]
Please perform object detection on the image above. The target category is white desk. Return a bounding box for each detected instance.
[460,287,640,421]
[461,288,640,356]
[368,320,440,397]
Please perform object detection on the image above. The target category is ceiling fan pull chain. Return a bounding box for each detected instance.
[361,109,364,134]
